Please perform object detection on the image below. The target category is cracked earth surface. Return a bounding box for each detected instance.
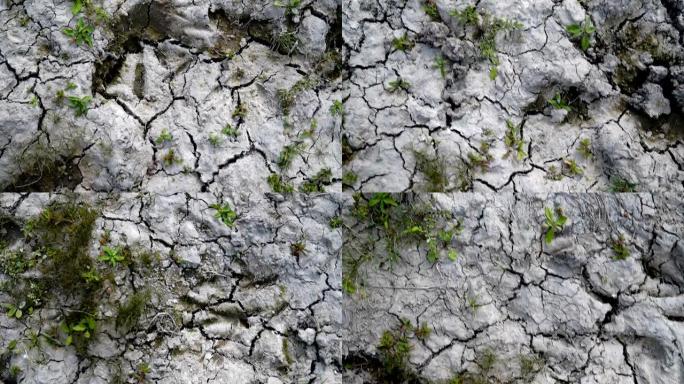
[342,193,684,383]
[1,192,342,383]
[342,0,684,193]
[1,0,684,383]
[0,0,342,194]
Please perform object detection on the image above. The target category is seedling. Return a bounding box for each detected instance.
[5,303,23,319]
[330,100,344,116]
[71,0,90,15]
[99,246,124,267]
[273,31,298,54]
[300,168,332,193]
[503,120,527,161]
[133,363,151,383]
[267,173,294,194]
[80,268,101,283]
[210,203,238,227]
[30,95,39,107]
[489,66,498,80]
[467,296,480,311]
[566,16,596,51]
[68,95,92,116]
[609,176,637,192]
[62,315,96,346]
[377,320,414,379]
[546,165,563,181]
[543,207,567,244]
[155,129,173,145]
[162,149,181,166]
[434,56,448,79]
[563,158,583,176]
[422,1,440,21]
[222,123,239,138]
[548,93,572,111]
[388,78,411,92]
[611,235,630,260]
[578,138,592,158]
[63,18,94,46]
[391,33,415,52]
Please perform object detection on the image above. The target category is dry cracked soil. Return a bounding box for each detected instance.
[0,0,683,383]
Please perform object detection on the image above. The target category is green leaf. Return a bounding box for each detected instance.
[65,335,73,346]
[556,215,567,226]
[447,249,458,261]
[87,317,96,329]
[580,35,590,51]
[565,24,582,37]
[72,323,87,332]
[15,309,22,319]
[71,0,83,15]
[489,66,498,80]
[545,228,555,244]
[544,207,553,222]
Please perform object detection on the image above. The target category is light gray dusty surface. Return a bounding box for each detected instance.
[0,192,342,383]
[342,192,684,383]
[342,0,684,193]
[0,0,343,194]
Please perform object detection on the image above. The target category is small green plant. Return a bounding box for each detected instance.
[277,142,304,169]
[610,235,630,260]
[414,322,431,340]
[62,315,96,346]
[329,217,343,228]
[9,365,21,378]
[80,268,101,283]
[520,354,545,379]
[273,31,298,54]
[4,303,24,319]
[210,203,238,227]
[609,176,637,192]
[450,5,479,26]
[99,246,124,267]
[434,56,448,79]
[503,120,527,161]
[300,168,332,192]
[563,158,583,176]
[578,138,592,158]
[68,95,92,116]
[422,1,440,21]
[368,193,399,229]
[232,103,248,119]
[467,295,480,311]
[330,99,344,116]
[267,173,294,194]
[291,241,306,257]
[274,0,301,15]
[549,93,572,111]
[155,129,173,145]
[222,123,239,138]
[391,33,415,52]
[566,16,596,51]
[489,66,498,80]
[547,165,563,181]
[388,78,411,92]
[133,363,151,383]
[208,132,222,147]
[162,149,181,166]
[543,207,567,244]
[342,171,358,188]
[377,320,415,380]
[63,18,94,46]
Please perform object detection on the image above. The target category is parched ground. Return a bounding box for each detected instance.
[342,193,684,383]
[0,0,343,194]
[0,192,342,383]
[342,0,684,193]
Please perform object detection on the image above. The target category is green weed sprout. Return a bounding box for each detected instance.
[68,95,92,116]
[63,18,94,46]
[99,246,124,267]
[543,207,567,244]
[566,16,596,51]
[210,203,237,227]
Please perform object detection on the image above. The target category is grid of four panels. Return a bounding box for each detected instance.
[0,0,683,383]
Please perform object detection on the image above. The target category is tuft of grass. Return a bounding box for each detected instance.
[155,129,173,146]
[503,120,527,161]
[162,149,181,166]
[274,0,301,16]
[413,150,448,192]
[450,5,479,26]
[388,78,411,93]
[543,206,567,244]
[578,138,592,158]
[329,216,343,228]
[549,93,572,111]
[222,123,239,138]
[563,158,583,176]
[610,235,630,260]
[609,176,637,192]
[277,142,304,169]
[63,18,94,46]
[414,322,431,341]
[267,173,294,194]
[300,168,332,193]
[566,16,596,51]
[273,31,299,55]
[391,33,415,52]
[210,203,238,227]
[208,132,222,147]
[290,241,306,257]
[342,171,358,188]
[434,56,448,79]
[232,103,248,120]
[330,99,344,116]
[116,290,150,332]
[422,1,441,21]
